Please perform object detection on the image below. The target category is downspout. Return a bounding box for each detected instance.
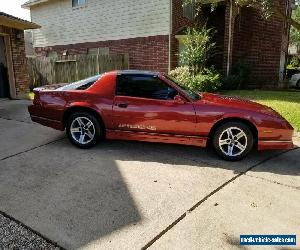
[168,0,172,73]
[282,1,292,88]
[226,0,234,76]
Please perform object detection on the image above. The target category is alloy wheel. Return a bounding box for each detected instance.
[70,117,96,145]
[218,127,248,157]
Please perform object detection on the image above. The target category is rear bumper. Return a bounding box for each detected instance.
[28,105,64,131]
[258,140,294,151]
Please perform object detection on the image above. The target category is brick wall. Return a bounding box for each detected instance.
[0,25,29,98]
[224,1,288,88]
[9,28,30,96]
[35,35,170,73]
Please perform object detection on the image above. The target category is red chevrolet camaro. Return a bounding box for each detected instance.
[28,70,294,161]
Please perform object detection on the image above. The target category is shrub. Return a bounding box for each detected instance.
[222,75,241,90]
[189,69,222,92]
[222,62,250,90]
[170,25,221,92]
[287,56,300,69]
[169,67,222,92]
[232,62,250,85]
[180,27,216,74]
[169,66,190,85]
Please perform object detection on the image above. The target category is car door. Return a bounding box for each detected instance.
[111,74,197,136]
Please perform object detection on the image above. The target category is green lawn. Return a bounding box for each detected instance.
[222,90,300,131]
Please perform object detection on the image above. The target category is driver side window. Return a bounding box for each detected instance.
[116,75,178,100]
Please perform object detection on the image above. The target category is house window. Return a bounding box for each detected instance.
[88,47,109,55]
[176,35,187,66]
[72,0,86,8]
[183,2,195,20]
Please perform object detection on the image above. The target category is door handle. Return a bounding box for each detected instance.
[117,103,128,108]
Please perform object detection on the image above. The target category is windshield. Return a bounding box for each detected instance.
[164,75,201,101]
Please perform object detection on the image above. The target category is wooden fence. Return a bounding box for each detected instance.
[27,54,129,88]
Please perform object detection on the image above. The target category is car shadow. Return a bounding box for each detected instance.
[0,137,298,249]
[0,99,32,123]
[0,141,141,249]
[95,139,299,177]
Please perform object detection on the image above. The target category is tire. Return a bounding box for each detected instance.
[297,80,300,88]
[66,112,102,149]
[212,122,254,161]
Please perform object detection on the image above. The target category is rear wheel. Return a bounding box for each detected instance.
[212,122,254,161]
[66,112,102,149]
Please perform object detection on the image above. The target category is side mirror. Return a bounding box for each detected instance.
[174,94,186,104]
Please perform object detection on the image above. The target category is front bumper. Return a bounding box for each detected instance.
[257,140,294,150]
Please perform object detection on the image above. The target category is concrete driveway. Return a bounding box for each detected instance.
[0,99,299,250]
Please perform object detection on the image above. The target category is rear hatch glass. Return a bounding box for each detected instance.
[57,74,101,91]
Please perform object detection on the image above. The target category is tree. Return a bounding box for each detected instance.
[179,26,216,74]
[290,5,300,46]
[184,0,300,31]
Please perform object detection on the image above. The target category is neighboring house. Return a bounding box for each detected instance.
[24,30,35,56]
[22,0,291,88]
[0,12,40,98]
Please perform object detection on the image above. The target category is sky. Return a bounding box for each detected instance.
[0,0,31,21]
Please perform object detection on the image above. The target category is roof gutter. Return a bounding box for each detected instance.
[0,13,41,30]
[168,0,172,73]
[21,0,49,9]
[226,0,234,76]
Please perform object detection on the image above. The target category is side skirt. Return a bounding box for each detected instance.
[106,129,207,147]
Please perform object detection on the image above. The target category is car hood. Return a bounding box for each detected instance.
[198,93,275,114]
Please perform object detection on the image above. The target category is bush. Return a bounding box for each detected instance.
[169,25,221,92]
[169,67,222,92]
[287,56,300,69]
[168,66,190,85]
[222,75,241,90]
[189,69,222,92]
[222,62,250,90]
[180,27,216,74]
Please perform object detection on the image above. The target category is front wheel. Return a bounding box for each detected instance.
[66,112,102,149]
[212,122,254,161]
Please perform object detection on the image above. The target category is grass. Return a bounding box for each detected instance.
[222,90,300,131]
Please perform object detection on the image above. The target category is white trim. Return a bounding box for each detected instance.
[168,0,172,73]
[22,0,49,9]
[226,0,233,76]
[260,140,293,143]
[175,35,187,40]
